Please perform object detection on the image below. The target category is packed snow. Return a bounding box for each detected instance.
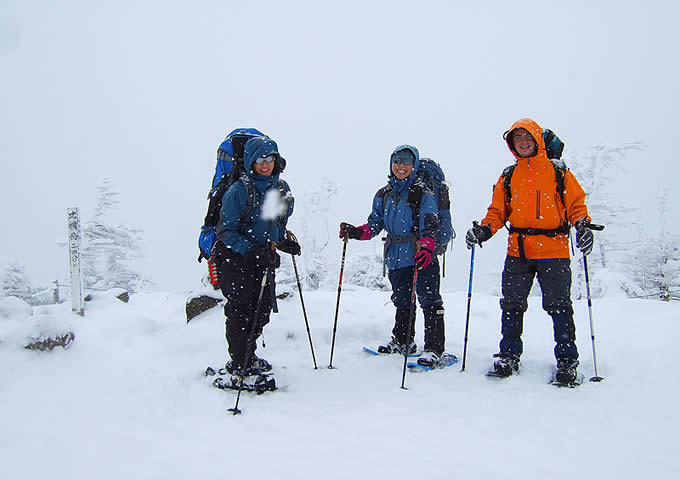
[1,272,677,478]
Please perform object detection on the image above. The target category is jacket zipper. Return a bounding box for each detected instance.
[536,190,541,219]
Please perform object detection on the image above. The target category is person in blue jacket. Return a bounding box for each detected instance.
[339,145,447,368]
[212,135,293,377]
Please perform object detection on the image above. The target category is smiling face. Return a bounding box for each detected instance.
[252,155,275,176]
[390,149,416,180]
[511,128,538,158]
[391,161,414,180]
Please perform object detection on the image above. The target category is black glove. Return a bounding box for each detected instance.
[247,244,281,269]
[465,222,492,249]
[276,237,301,256]
[339,222,364,240]
[575,219,594,256]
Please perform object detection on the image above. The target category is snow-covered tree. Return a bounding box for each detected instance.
[627,189,680,299]
[567,142,644,298]
[0,258,55,305]
[0,257,34,301]
[288,177,340,290]
[81,177,153,293]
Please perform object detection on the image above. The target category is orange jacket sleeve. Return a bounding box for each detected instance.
[563,170,591,225]
[481,175,508,235]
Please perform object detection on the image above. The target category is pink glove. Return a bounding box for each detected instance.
[414,237,435,269]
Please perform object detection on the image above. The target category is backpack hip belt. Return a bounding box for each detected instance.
[508,223,570,262]
[383,233,418,263]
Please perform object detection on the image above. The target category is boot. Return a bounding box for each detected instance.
[377,337,417,355]
[225,355,272,375]
[492,352,520,377]
[417,351,441,368]
[555,358,579,384]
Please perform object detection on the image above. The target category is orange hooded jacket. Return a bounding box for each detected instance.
[481,118,591,259]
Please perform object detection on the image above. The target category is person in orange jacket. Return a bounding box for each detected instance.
[465,118,596,383]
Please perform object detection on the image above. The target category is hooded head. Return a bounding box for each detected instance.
[244,136,283,178]
[503,118,548,162]
[389,145,420,180]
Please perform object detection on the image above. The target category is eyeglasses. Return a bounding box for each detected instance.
[512,133,534,143]
[255,154,276,164]
[391,153,415,166]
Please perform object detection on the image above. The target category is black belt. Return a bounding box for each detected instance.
[508,224,570,262]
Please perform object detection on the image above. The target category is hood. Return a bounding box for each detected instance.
[503,118,549,163]
[389,144,420,178]
[244,136,281,179]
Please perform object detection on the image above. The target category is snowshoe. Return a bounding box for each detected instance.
[363,346,420,357]
[229,373,277,394]
[211,372,277,394]
[408,352,458,371]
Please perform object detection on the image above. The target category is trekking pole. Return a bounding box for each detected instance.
[461,244,476,372]
[228,226,274,415]
[442,251,446,278]
[287,231,318,369]
[400,267,419,389]
[583,222,605,382]
[328,233,349,369]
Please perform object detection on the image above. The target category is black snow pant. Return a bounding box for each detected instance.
[388,258,445,354]
[218,248,274,370]
[498,256,578,361]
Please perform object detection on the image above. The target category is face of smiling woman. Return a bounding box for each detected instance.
[390,149,415,180]
[391,161,413,180]
[253,155,275,176]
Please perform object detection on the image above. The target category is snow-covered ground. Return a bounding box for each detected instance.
[2,281,678,479]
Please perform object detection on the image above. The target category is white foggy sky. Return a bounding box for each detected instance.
[1,0,678,290]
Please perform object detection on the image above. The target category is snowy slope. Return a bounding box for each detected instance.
[1,286,678,479]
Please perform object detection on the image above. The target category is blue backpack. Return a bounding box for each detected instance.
[383,157,454,255]
[414,158,455,254]
[198,128,264,261]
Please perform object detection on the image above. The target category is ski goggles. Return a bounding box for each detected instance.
[255,154,277,164]
[391,151,415,165]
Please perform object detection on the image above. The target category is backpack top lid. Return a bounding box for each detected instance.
[542,129,564,160]
[217,128,265,160]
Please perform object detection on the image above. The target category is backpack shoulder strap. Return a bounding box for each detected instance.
[277,179,288,197]
[376,184,392,198]
[501,164,516,204]
[239,176,257,226]
[551,159,567,204]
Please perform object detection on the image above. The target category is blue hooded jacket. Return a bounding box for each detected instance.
[365,145,439,270]
[217,136,293,255]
